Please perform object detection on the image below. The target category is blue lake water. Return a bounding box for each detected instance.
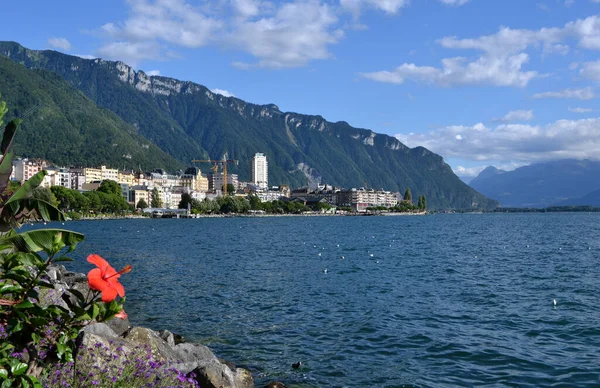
[39,213,600,387]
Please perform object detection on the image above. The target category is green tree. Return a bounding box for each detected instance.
[248,194,261,210]
[51,186,75,211]
[150,187,162,208]
[403,188,412,203]
[222,183,236,195]
[32,186,58,207]
[98,180,122,196]
[136,198,148,209]
[178,192,192,209]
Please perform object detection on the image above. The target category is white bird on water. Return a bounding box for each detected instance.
[323,269,328,274]
[318,253,321,257]
[553,299,557,307]
[370,253,374,257]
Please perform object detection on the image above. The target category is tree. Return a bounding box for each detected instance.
[403,188,412,203]
[421,195,427,210]
[136,198,148,209]
[98,180,122,196]
[150,187,162,208]
[32,186,59,207]
[222,183,236,195]
[178,192,192,209]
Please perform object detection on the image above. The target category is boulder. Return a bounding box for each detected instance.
[265,382,287,388]
[125,327,178,362]
[172,343,254,387]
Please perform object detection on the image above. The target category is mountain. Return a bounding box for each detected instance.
[469,160,600,208]
[554,188,600,207]
[0,41,498,210]
[469,166,506,186]
[0,55,183,171]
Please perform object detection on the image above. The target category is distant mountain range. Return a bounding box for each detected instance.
[469,160,600,208]
[0,41,499,210]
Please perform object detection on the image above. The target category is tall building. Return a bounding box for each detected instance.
[251,153,268,189]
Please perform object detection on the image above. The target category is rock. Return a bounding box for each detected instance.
[106,316,131,337]
[173,343,254,387]
[125,327,178,362]
[46,265,66,282]
[172,342,219,373]
[76,332,136,368]
[82,323,118,339]
[265,382,287,388]
[192,359,253,388]
[159,330,176,348]
[62,271,88,286]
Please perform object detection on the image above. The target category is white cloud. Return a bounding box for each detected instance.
[396,117,600,164]
[361,15,600,88]
[101,0,222,48]
[453,165,487,179]
[227,1,343,68]
[532,87,595,100]
[501,109,534,122]
[73,53,96,60]
[96,0,344,69]
[580,60,600,81]
[48,37,72,51]
[96,41,162,67]
[145,69,161,76]
[361,54,537,87]
[569,106,594,113]
[340,0,410,15]
[211,88,236,97]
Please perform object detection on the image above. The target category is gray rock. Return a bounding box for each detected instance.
[159,329,176,348]
[62,271,88,286]
[191,361,254,388]
[82,322,118,339]
[106,316,131,337]
[125,327,178,362]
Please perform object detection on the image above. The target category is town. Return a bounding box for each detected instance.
[12,153,426,215]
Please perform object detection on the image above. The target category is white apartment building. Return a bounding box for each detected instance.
[251,153,268,190]
[13,158,48,183]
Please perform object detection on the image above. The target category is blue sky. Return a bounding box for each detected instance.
[2,0,600,180]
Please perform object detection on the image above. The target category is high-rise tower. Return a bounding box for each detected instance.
[251,153,268,189]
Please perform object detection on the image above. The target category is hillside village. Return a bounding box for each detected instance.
[12,153,413,213]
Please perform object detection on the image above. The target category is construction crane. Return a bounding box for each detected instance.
[191,159,238,195]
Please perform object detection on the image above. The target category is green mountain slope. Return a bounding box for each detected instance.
[0,55,183,171]
[0,41,497,210]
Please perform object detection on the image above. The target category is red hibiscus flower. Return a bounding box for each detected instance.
[87,254,132,302]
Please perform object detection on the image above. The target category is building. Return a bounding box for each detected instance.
[208,172,239,192]
[84,165,119,184]
[337,188,399,212]
[13,158,48,183]
[251,153,268,189]
[180,167,209,193]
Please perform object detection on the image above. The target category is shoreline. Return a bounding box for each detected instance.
[68,211,428,221]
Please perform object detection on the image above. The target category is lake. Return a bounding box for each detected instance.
[41,213,600,387]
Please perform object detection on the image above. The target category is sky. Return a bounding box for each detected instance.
[2,0,600,181]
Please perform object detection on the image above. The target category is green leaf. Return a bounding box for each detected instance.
[0,284,21,295]
[5,170,46,204]
[0,369,7,379]
[9,362,27,376]
[0,119,20,195]
[1,378,13,388]
[52,256,74,262]
[14,300,34,309]
[91,304,100,320]
[1,229,85,254]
